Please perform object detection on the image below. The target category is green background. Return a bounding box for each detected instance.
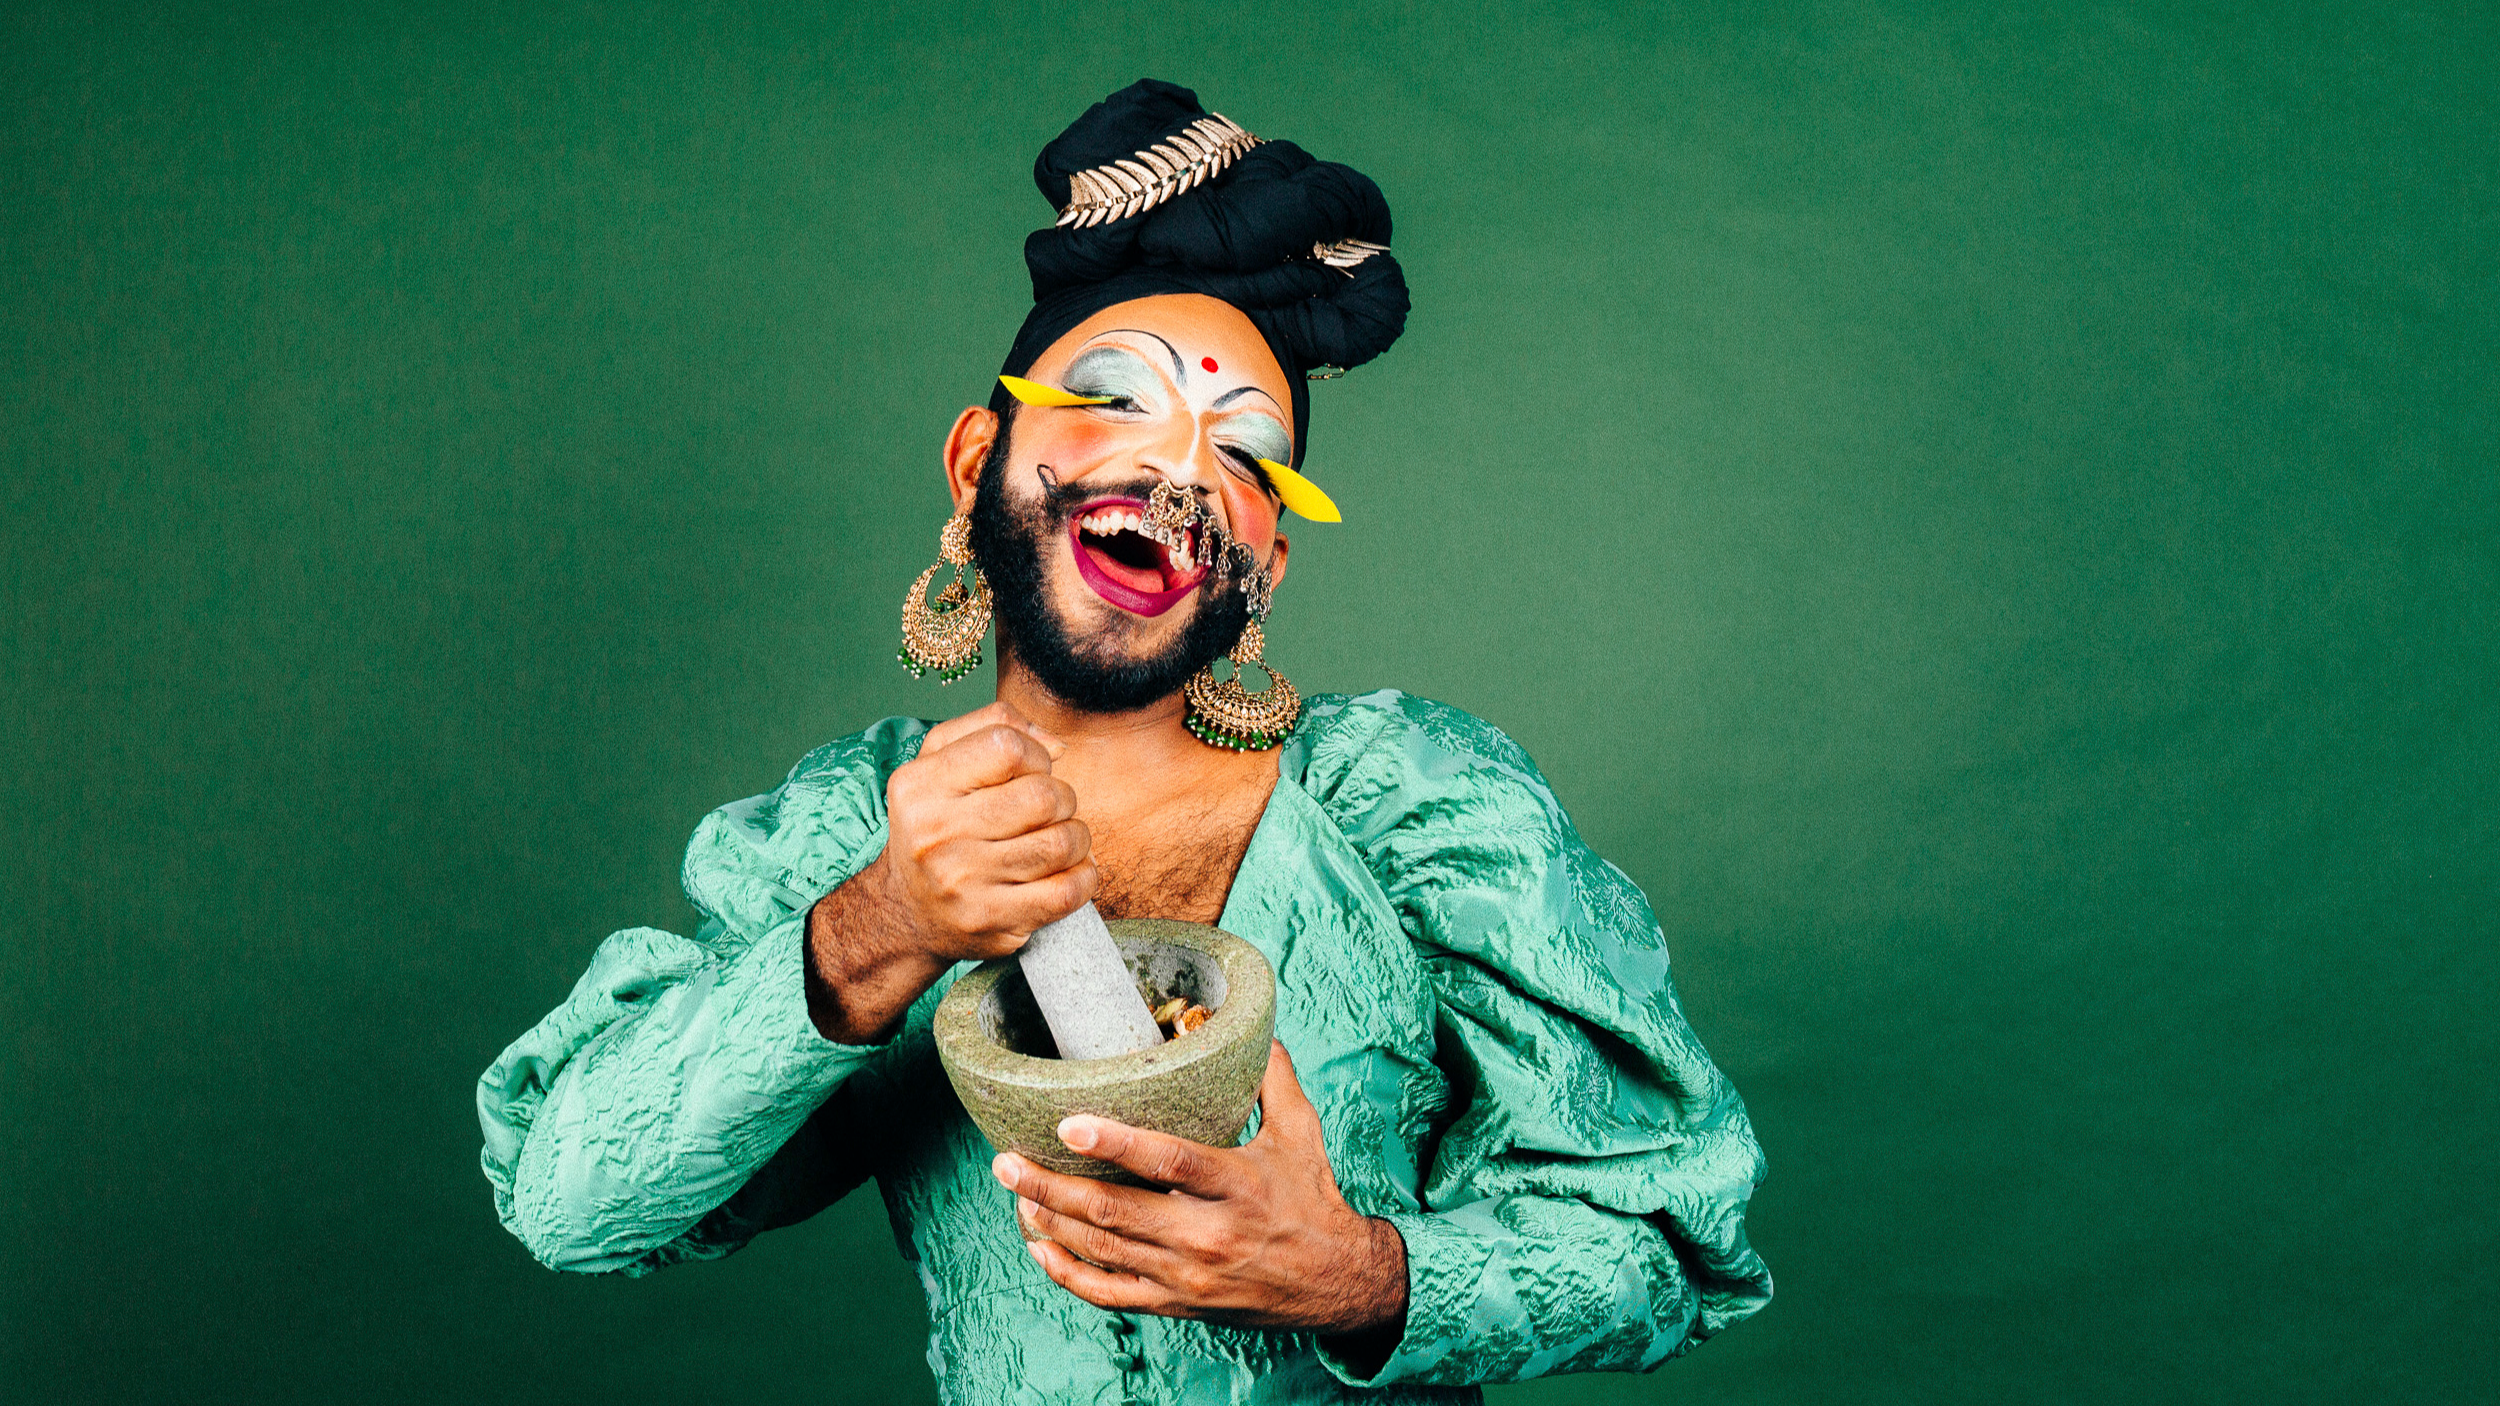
[6,2,2493,1402]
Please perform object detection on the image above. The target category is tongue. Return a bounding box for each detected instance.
[1083,537,1169,593]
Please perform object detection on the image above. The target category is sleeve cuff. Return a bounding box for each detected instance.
[1315,1204,1499,1388]
[718,913,899,1087]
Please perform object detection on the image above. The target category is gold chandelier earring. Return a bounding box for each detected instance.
[1184,617,1302,751]
[898,513,990,683]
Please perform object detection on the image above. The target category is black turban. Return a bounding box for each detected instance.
[991,79,1411,467]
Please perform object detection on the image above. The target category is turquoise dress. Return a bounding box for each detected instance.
[477,691,1771,1404]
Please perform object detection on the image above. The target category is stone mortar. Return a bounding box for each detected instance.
[936,918,1276,1183]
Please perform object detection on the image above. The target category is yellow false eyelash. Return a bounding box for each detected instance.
[1256,458,1341,523]
[998,375,1115,408]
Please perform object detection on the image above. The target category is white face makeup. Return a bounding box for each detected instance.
[960,294,1299,642]
[1057,333,1295,514]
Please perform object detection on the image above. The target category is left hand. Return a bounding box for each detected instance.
[990,1041,1410,1335]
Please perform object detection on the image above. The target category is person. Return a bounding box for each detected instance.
[477,79,1771,1405]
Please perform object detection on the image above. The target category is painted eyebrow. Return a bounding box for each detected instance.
[1212,385,1285,413]
[1085,329,1187,384]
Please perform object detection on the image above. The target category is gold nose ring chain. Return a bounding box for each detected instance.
[1140,480,1275,620]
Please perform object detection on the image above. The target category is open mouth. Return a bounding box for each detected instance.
[1068,496,1206,616]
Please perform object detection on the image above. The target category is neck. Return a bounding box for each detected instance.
[992,657,1192,751]
[990,656,1261,808]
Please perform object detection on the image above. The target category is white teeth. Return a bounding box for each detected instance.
[1078,506,1154,534]
[1075,503,1198,576]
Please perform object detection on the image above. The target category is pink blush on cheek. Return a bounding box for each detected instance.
[1219,484,1278,549]
[1035,420,1115,462]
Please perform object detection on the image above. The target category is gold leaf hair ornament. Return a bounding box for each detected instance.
[1301,241,1388,384]
[998,374,1116,407]
[1255,458,1341,523]
[1310,238,1389,272]
[1054,114,1264,229]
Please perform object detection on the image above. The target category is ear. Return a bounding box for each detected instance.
[942,406,997,515]
[1265,529,1290,594]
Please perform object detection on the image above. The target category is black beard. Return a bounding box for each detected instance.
[968,424,1251,714]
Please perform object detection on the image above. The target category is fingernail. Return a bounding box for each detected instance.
[991,1153,1017,1188]
[1026,1241,1046,1264]
[1016,1195,1038,1222]
[1057,1117,1096,1152]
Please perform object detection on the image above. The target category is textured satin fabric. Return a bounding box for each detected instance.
[477,690,1771,1404]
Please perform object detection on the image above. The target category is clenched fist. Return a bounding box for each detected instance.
[805,701,1098,1043]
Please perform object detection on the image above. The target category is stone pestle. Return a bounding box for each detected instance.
[1016,902,1166,1059]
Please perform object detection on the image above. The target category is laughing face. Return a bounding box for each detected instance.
[952,295,1295,714]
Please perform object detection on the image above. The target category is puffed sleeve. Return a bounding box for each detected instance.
[475,718,930,1274]
[1304,693,1772,1387]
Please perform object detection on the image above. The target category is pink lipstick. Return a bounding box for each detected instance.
[1067,496,1206,617]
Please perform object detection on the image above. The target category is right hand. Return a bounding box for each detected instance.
[805,702,1097,1041]
[868,700,1097,961]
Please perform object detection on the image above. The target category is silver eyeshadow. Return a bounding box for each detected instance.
[1062,346,1165,405]
[1061,345,1293,471]
[1216,412,1292,468]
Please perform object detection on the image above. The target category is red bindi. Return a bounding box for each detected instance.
[1201,357,1219,373]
